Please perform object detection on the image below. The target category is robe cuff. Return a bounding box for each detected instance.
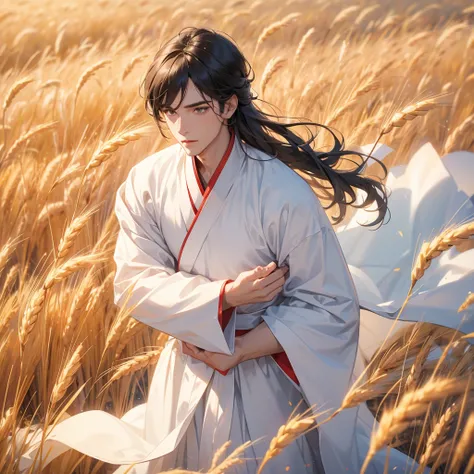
[216,279,236,376]
[218,279,235,331]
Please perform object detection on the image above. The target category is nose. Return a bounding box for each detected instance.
[176,115,190,137]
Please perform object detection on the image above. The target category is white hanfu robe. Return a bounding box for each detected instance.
[13,130,473,474]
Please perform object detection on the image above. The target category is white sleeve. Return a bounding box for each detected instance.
[112,169,236,355]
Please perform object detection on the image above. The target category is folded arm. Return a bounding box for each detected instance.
[113,169,236,354]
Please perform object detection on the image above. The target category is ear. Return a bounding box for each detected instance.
[223,94,238,119]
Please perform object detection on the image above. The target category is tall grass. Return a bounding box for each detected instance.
[0,0,473,472]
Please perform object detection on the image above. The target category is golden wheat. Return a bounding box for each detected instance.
[2,121,59,163]
[2,77,35,114]
[411,221,474,290]
[361,377,472,473]
[108,348,162,385]
[381,99,442,135]
[417,402,458,470]
[458,292,474,312]
[260,56,286,97]
[256,412,316,474]
[56,205,101,262]
[74,59,112,104]
[51,343,84,407]
[0,406,14,440]
[253,13,301,57]
[444,113,474,153]
[208,440,253,474]
[449,412,474,473]
[85,125,153,171]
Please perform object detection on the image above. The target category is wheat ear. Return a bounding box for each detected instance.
[85,125,153,171]
[74,60,111,104]
[444,113,474,153]
[449,412,474,473]
[411,221,474,290]
[256,412,316,474]
[0,407,14,440]
[381,98,442,135]
[253,13,301,58]
[108,348,162,386]
[20,250,109,348]
[208,440,253,474]
[3,121,59,162]
[51,343,84,407]
[260,57,286,97]
[458,292,474,312]
[2,77,34,114]
[361,377,472,473]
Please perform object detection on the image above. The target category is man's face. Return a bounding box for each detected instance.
[162,78,227,155]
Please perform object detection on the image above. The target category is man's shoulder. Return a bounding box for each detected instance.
[243,142,319,208]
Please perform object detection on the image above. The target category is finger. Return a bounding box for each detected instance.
[259,265,289,286]
[253,262,276,277]
[261,273,286,292]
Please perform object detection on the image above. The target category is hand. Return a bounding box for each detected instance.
[225,261,289,307]
[181,341,243,372]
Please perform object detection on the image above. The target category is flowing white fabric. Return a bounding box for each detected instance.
[11,134,473,474]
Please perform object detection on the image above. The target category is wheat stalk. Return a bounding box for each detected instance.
[417,402,458,470]
[458,292,474,312]
[295,27,315,64]
[3,263,19,290]
[20,250,109,348]
[44,250,110,290]
[63,270,98,348]
[2,77,34,114]
[0,238,17,272]
[253,13,301,58]
[411,221,474,290]
[35,201,67,233]
[209,440,232,470]
[380,99,442,135]
[121,54,147,81]
[208,440,253,474]
[449,412,474,473]
[354,5,379,26]
[260,56,286,97]
[3,121,59,162]
[114,317,142,359]
[444,113,474,153]
[85,125,153,171]
[330,5,359,29]
[51,343,84,407]
[256,412,316,474]
[327,72,380,124]
[405,336,434,392]
[56,205,101,263]
[74,59,111,104]
[108,348,162,385]
[0,406,14,440]
[361,377,472,473]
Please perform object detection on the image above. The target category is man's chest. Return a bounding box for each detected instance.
[159,182,275,280]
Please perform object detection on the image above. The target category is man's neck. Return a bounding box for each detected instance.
[194,126,231,178]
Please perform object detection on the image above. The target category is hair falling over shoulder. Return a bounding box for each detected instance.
[140,26,390,229]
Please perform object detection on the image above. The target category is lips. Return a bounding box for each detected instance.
[182,140,197,143]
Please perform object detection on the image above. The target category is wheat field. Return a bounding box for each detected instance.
[1,0,473,472]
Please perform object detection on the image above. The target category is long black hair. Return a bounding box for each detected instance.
[140,26,390,228]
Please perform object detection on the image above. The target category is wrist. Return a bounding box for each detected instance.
[223,280,237,309]
[234,336,247,363]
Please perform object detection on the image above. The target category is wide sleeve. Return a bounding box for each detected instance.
[112,169,236,355]
[262,226,360,388]
[260,224,361,471]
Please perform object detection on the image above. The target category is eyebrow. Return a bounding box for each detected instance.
[162,100,209,111]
